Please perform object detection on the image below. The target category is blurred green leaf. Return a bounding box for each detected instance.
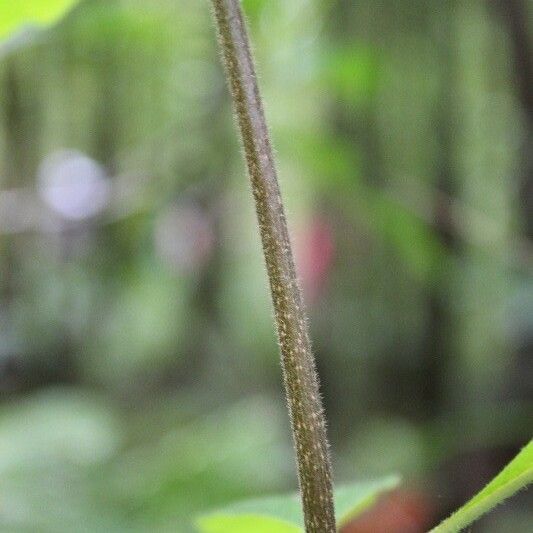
[112,397,291,529]
[368,192,447,283]
[0,0,79,40]
[321,46,380,105]
[197,515,300,533]
[0,389,126,532]
[0,388,120,471]
[196,475,400,532]
[430,440,533,532]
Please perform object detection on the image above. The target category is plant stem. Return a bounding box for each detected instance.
[209,1,336,531]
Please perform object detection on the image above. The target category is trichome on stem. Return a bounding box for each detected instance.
[210,1,336,531]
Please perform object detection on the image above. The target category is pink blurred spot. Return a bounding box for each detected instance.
[154,204,214,273]
[295,216,335,304]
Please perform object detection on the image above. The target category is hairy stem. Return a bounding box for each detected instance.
[209,1,336,531]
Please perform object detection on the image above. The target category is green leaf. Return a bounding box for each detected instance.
[0,0,79,41]
[430,440,533,532]
[196,515,301,533]
[196,475,400,532]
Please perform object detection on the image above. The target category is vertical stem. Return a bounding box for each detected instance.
[210,1,336,531]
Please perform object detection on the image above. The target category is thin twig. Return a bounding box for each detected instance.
[209,1,336,531]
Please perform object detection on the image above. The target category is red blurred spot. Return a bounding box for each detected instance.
[341,489,434,533]
[295,216,335,303]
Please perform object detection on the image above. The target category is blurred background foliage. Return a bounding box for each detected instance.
[0,0,531,531]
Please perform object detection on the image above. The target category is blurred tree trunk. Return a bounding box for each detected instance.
[489,0,533,403]
[1,61,22,308]
[0,58,72,391]
[491,0,532,237]
[329,0,455,421]
[0,61,23,392]
[441,2,526,524]
[451,0,519,404]
[420,1,458,419]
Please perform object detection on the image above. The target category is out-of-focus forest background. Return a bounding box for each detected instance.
[0,0,531,531]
